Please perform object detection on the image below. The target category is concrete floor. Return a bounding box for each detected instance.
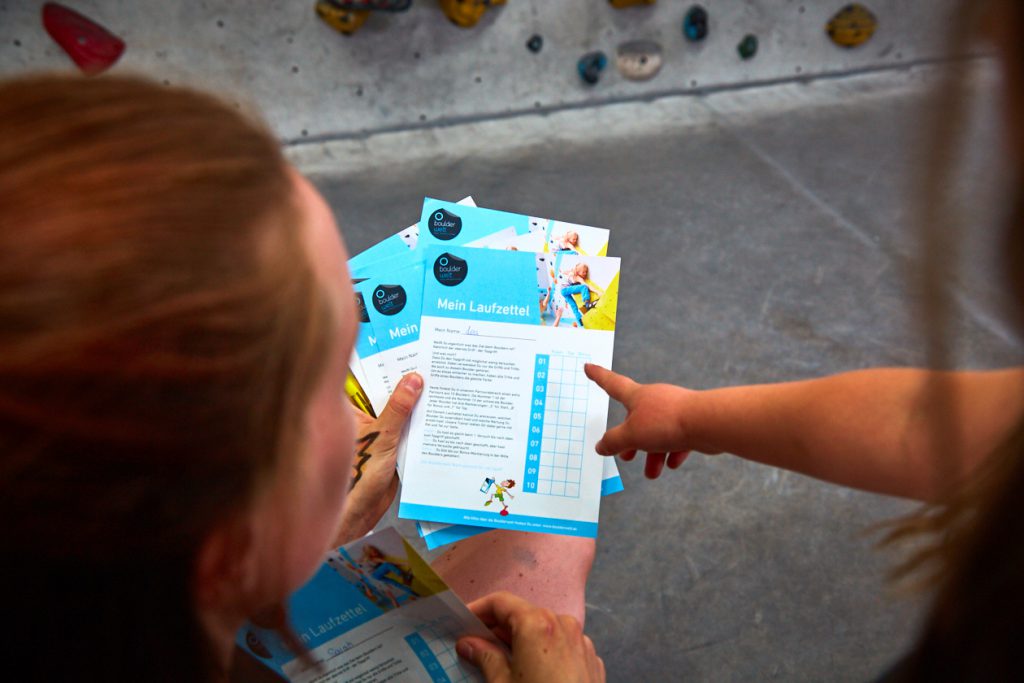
[312,68,1020,681]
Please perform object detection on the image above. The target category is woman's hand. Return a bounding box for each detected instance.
[457,592,604,683]
[585,363,718,479]
[332,373,422,546]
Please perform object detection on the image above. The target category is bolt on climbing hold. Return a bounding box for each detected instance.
[608,0,657,7]
[616,40,663,81]
[42,2,125,75]
[826,3,877,48]
[440,0,507,29]
[683,5,708,42]
[527,34,543,53]
[315,0,370,35]
[737,34,758,60]
[577,51,608,85]
[324,0,412,9]
[315,0,412,35]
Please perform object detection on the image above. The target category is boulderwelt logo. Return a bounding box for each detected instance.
[371,284,407,316]
[354,292,370,323]
[433,253,468,287]
[428,208,462,241]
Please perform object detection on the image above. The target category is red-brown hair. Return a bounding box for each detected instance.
[877,1,1024,679]
[0,74,334,680]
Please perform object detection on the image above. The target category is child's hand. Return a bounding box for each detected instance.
[457,592,605,683]
[585,364,715,479]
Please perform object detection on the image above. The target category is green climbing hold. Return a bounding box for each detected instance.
[737,34,758,60]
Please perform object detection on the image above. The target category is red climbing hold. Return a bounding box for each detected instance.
[42,3,124,75]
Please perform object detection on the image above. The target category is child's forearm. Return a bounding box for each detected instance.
[689,368,1024,500]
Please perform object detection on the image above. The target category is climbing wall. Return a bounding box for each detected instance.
[0,1,968,143]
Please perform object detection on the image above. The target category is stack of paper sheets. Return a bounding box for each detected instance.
[238,527,495,682]
[347,197,623,549]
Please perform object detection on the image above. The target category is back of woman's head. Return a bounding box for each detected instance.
[0,75,332,680]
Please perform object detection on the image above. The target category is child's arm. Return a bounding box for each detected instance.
[584,364,1024,501]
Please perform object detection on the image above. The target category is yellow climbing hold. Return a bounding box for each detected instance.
[440,0,507,29]
[609,0,657,8]
[826,3,877,48]
[315,0,369,35]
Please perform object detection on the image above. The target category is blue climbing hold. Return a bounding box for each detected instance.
[683,5,708,42]
[577,51,608,85]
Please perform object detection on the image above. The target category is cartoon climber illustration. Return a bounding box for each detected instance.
[483,478,516,515]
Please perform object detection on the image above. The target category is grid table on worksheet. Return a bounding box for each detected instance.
[536,353,589,498]
[408,616,476,683]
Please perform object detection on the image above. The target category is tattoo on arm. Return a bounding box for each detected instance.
[351,431,380,489]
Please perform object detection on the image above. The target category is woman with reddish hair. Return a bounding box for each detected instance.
[0,75,601,682]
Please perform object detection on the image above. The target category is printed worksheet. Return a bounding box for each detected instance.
[351,252,425,416]
[347,197,475,405]
[236,527,494,683]
[348,197,476,274]
[416,198,611,257]
[399,246,620,537]
[416,468,625,550]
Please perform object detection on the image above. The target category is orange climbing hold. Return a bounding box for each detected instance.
[439,0,507,29]
[608,0,657,8]
[826,3,877,48]
[315,0,369,35]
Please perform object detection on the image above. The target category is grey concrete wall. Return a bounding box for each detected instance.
[1,1,964,142]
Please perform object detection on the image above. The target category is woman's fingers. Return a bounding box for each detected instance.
[373,372,423,438]
[462,592,603,682]
[466,591,535,630]
[455,636,512,683]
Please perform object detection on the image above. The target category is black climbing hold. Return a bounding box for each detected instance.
[683,5,708,42]
[527,34,543,53]
[737,34,758,60]
[577,51,608,86]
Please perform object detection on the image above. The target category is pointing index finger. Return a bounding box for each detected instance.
[584,363,638,404]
